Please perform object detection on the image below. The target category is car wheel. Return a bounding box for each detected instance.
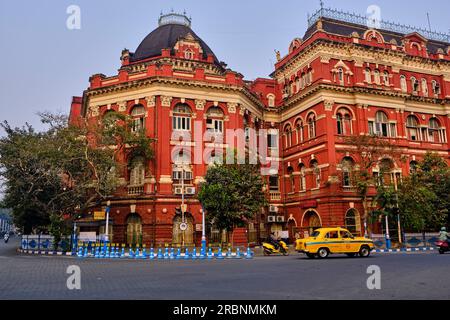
[346,253,356,258]
[439,248,445,254]
[359,246,371,258]
[306,253,316,259]
[317,248,329,259]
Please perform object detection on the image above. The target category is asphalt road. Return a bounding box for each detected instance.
[1,237,449,300]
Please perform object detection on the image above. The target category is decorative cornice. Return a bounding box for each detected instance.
[227,102,237,114]
[161,95,173,107]
[118,101,127,112]
[324,99,334,111]
[195,99,206,110]
[146,96,156,108]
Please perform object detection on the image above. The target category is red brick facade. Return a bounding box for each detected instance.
[69,12,450,246]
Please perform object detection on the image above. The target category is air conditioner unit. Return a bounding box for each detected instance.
[174,187,183,195]
[276,216,285,223]
[185,187,196,195]
[269,205,279,213]
[268,216,276,223]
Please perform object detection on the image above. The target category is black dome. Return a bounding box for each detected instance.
[130,23,219,63]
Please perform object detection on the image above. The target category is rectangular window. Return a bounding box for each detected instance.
[382,123,388,137]
[269,176,279,190]
[173,116,191,131]
[172,170,193,181]
[389,124,396,137]
[268,134,278,149]
[343,172,351,187]
[368,121,374,135]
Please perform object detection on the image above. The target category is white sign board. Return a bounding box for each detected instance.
[79,232,97,242]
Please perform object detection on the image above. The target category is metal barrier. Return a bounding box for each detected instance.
[21,235,70,252]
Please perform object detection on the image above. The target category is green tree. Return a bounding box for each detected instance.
[0,112,154,239]
[198,158,267,246]
[374,152,449,233]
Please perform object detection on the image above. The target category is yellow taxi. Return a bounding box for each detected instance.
[295,227,374,259]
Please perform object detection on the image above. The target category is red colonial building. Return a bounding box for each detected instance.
[69,9,450,246]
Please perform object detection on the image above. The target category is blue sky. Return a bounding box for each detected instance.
[0,0,449,131]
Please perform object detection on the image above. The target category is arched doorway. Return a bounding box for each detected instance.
[345,209,361,236]
[172,213,194,246]
[287,218,297,244]
[302,210,322,237]
[126,213,142,247]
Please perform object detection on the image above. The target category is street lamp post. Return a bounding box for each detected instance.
[181,165,185,248]
[201,206,206,253]
[105,200,111,242]
[385,214,391,249]
[103,200,111,255]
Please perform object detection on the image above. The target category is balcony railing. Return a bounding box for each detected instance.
[128,185,144,196]
[270,191,281,201]
[307,6,450,43]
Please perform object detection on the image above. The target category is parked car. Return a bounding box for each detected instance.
[295,227,374,259]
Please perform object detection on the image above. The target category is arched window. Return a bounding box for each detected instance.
[299,163,306,191]
[307,70,313,85]
[287,165,295,192]
[369,111,389,137]
[184,49,194,60]
[338,68,344,84]
[173,104,192,131]
[365,68,372,83]
[345,209,361,235]
[126,213,142,246]
[206,107,224,134]
[284,124,293,148]
[311,160,320,189]
[431,80,441,96]
[341,157,354,187]
[267,94,275,107]
[421,79,428,97]
[411,77,419,93]
[307,113,316,139]
[129,157,145,186]
[374,70,381,84]
[130,104,145,133]
[336,108,352,135]
[295,78,300,93]
[383,71,390,86]
[378,158,395,186]
[302,73,307,88]
[295,119,304,144]
[400,75,407,92]
[428,118,442,143]
[406,115,419,141]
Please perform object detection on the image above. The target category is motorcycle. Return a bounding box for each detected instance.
[436,239,449,254]
[4,234,9,244]
[263,240,289,256]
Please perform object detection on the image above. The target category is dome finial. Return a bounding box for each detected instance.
[158,11,192,27]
